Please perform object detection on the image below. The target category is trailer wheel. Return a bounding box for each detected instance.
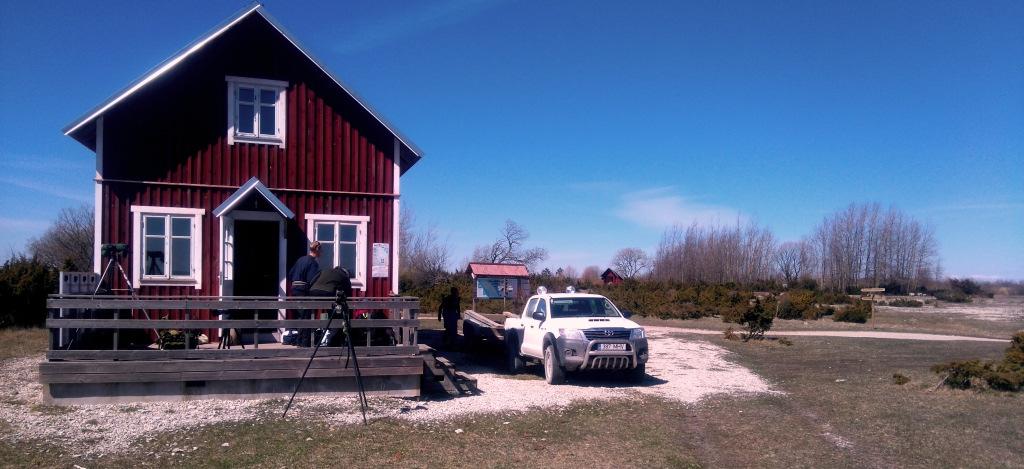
[505,331,524,373]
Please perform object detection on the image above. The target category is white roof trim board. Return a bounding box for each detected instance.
[62,3,422,159]
[213,177,295,219]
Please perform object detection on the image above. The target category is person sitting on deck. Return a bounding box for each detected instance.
[308,266,354,346]
[285,240,321,347]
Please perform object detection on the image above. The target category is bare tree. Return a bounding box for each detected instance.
[774,240,814,284]
[811,203,938,292]
[399,208,451,286]
[651,220,776,285]
[28,205,93,271]
[561,265,578,281]
[580,265,601,284]
[471,219,548,270]
[611,248,650,279]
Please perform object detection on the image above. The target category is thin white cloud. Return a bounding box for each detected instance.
[0,176,91,203]
[614,187,742,230]
[0,217,49,231]
[333,0,509,55]
[917,202,1024,214]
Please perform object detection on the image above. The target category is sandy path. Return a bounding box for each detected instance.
[656,326,1010,342]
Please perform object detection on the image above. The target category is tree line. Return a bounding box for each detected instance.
[650,203,940,293]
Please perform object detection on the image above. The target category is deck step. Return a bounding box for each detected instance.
[420,349,477,396]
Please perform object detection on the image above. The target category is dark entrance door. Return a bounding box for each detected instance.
[233,220,280,296]
[233,220,280,326]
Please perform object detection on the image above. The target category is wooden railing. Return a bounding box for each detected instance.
[46,294,420,354]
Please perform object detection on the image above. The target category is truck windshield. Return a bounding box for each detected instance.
[549,297,622,318]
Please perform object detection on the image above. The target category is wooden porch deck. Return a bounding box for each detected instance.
[42,295,423,404]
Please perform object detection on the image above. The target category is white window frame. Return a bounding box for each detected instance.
[226,76,287,148]
[305,214,369,291]
[131,206,205,288]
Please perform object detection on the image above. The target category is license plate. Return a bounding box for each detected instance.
[598,343,627,351]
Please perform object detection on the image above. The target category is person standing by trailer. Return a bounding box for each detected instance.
[438,286,461,347]
[286,241,321,346]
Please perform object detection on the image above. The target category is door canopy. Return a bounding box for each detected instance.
[213,177,295,219]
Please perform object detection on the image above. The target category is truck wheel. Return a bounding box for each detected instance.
[543,344,566,385]
[505,332,524,373]
[627,363,646,384]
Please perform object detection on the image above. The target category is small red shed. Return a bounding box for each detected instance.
[64,5,421,306]
[601,268,624,286]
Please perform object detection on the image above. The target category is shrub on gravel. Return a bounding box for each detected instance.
[740,299,773,341]
[833,300,872,323]
[892,373,910,385]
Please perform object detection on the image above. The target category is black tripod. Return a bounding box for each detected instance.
[282,290,369,424]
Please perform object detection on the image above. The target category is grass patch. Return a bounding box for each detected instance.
[0,328,47,360]
[29,404,74,416]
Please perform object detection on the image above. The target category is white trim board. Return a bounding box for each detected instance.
[130,205,205,289]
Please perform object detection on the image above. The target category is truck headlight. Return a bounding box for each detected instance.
[630,328,646,340]
[559,328,586,341]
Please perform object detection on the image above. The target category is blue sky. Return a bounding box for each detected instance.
[1,0,1022,279]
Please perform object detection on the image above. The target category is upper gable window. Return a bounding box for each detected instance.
[226,76,287,148]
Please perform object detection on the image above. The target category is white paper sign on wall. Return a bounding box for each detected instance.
[372,243,390,278]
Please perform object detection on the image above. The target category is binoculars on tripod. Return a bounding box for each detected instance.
[100,243,129,257]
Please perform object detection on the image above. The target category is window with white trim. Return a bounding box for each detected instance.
[131,206,204,288]
[226,76,287,147]
[305,214,368,290]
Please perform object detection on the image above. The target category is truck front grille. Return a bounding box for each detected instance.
[583,329,631,340]
[587,356,633,370]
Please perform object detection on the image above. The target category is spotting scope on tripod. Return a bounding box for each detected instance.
[283,288,369,424]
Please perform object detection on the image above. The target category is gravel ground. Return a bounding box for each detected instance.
[665,328,1010,342]
[920,296,1024,322]
[0,329,772,455]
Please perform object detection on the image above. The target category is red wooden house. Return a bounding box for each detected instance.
[64,5,421,306]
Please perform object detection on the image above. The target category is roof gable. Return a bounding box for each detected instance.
[63,4,422,172]
[467,263,531,278]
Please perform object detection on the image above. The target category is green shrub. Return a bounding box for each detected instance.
[833,300,872,323]
[740,299,773,341]
[0,256,58,328]
[932,360,989,389]
[934,290,970,303]
[816,290,852,305]
[776,289,817,320]
[932,333,1024,391]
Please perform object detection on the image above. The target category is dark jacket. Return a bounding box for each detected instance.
[309,267,353,297]
[438,294,461,322]
[288,255,321,296]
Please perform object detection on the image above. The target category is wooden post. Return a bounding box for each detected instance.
[113,310,119,351]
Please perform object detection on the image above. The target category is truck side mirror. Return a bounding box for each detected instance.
[621,310,633,318]
[531,310,546,322]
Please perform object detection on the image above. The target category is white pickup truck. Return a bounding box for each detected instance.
[503,287,649,384]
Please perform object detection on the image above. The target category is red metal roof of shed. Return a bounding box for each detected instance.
[467,263,530,278]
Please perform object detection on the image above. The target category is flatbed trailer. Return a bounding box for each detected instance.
[461,310,513,346]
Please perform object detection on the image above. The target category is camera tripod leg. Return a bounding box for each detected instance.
[283,299,369,424]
